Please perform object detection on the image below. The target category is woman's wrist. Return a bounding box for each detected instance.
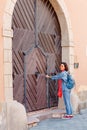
[46,75,52,78]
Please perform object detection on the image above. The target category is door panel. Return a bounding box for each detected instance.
[12,0,61,112]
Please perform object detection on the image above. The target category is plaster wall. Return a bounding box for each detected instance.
[64,0,87,87]
[64,0,87,109]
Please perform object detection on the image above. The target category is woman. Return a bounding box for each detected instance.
[46,62,73,119]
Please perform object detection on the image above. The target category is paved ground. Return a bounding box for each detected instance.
[30,109,87,130]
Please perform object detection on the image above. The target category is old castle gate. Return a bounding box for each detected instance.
[12,0,61,112]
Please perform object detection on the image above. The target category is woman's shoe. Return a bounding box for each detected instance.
[62,115,71,119]
[62,115,73,119]
[69,115,73,118]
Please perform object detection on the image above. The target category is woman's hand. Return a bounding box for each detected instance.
[46,75,51,78]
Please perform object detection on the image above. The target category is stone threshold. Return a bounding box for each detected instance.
[27,107,65,128]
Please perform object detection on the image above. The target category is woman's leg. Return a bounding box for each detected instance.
[63,90,72,115]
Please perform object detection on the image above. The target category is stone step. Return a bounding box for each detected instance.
[27,107,65,128]
[27,117,39,128]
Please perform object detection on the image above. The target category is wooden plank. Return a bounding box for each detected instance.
[12,0,61,112]
[13,74,24,103]
[36,76,47,110]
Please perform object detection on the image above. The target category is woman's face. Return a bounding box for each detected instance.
[60,64,65,71]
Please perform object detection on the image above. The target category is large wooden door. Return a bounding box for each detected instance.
[12,0,61,112]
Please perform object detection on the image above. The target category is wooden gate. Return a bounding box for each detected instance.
[12,0,61,112]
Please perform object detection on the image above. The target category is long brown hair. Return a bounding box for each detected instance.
[61,62,69,71]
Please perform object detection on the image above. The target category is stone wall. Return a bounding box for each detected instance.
[0,102,7,130]
[0,101,28,130]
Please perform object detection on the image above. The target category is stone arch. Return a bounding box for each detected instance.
[3,0,74,101]
[49,0,74,67]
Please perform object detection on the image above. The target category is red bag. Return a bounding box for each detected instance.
[57,79,62,98]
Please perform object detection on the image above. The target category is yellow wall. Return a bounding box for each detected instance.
[64,0,87,88]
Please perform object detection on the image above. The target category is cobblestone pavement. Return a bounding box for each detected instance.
[30,109,87,130]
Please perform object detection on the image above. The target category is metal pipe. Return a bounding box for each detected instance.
[34,0,38,47]
[23,53,27,110]
[46,56,50,108]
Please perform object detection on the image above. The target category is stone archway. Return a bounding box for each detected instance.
[49,0,74,69]
[3,0,74,102]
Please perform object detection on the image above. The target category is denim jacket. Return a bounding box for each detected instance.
[51,71,69,91]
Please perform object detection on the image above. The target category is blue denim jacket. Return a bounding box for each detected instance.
[51,71,69,91]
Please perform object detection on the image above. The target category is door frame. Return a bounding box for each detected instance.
[3,0,74,102]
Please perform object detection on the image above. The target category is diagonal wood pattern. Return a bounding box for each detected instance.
[12,0,61,112]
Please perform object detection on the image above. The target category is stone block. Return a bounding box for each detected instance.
[62,47,69,63]
[4,75,9,88]
[4,50,12,62]
[70,55,74,65]
[3,29,13,38]
[58,15,69,44]
[69,29,74,42]
[4,75,12,88]
[5,0,15,15]
[3,13,12,29]
[0,101,28,130]
[69,46,74,55]
[49,0,63,14]
[4,63,12,75]
[7,101,28,130]
[11,0,17,4]
[5,87,13,101]
[0,102,7,130]
[4,37,12,49]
